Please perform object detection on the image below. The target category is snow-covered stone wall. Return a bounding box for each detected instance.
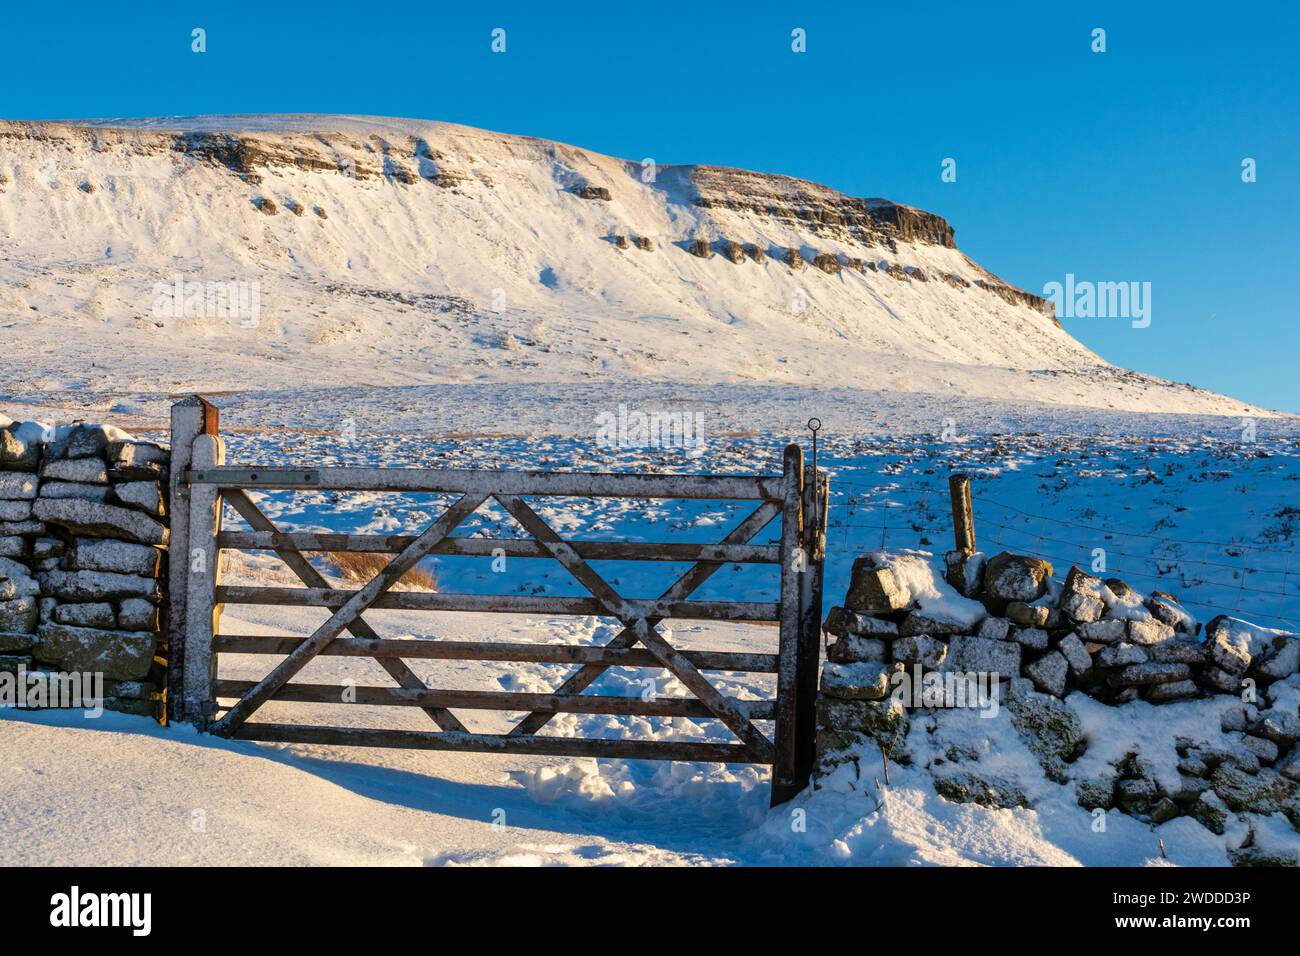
[817,548,1300,861]
[0,416,169,717]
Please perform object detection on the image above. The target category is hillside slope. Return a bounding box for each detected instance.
[0,115,1265,418]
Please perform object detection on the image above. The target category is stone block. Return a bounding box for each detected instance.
[34,623,158,680]
[32,498,167,545]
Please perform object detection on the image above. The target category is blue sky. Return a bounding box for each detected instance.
[4,2,1297,410]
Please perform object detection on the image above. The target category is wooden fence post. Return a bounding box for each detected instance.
[181,432,225,728]
[948,473,976,554]
[166,397,218,723]
[771,443,804,806]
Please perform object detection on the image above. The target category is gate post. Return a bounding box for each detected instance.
[771,443,804,806]
[166,396,218,723]
[793,468,827,789]
[180,431,225,728]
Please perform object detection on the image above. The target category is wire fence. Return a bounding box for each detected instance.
[824,479,1300,630]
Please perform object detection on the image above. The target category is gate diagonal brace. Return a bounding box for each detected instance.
[221,489,466,733]
[494,494,775,764]
[210,492,488,736]
[508,499,781,736]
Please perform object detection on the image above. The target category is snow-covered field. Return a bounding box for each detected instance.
[187,414,1300,632]
[0,700,1260,867]
[6,413,1300,867]
[3,611,1289,867]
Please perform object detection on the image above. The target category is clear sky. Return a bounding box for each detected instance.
[4,2,1297,410]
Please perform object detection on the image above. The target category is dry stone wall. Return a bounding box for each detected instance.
[0,419,169,717]
[817,547,1300,852]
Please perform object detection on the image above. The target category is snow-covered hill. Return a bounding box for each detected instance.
[0,114,1268,422]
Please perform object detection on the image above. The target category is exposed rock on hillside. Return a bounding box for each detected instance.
[0,115,1266,417]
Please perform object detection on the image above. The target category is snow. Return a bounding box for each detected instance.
[178,426,1300,632]
[4,592,1295,866]
[3,114,1299,867]
[1269,675,1300,712]
[1210,616,1294,658]
[0,115,1285,432]
[5,404,1297,868]
[4,419,134,446]
[0,708,723,867]
[1106,586,1155,622]
[0,699,1246,867]
[867,548,986,627]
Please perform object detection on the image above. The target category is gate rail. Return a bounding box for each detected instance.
[167,397,826,804]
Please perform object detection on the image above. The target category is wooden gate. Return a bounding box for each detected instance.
[167,398,827,804]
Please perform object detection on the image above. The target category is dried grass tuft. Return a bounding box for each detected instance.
[324,551,438,591]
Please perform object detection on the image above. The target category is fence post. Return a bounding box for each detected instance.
[181,431,225,728]
[948,473,976,554]
[166,396,218,724]
[771,443,804,806]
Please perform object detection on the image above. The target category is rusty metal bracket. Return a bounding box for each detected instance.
[186,468,321,487]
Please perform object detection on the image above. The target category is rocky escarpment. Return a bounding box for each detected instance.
[690,165,956,249]
[0,121,477,189]
[627,235,1056,322]
[682,165,1053,319]
[176,130,476,188]
[5,114,1256,412]
[0,118,1053,320]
